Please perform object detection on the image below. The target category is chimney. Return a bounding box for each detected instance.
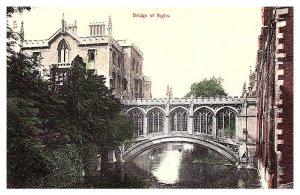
[89,21,106,36]
[68,20,78,34]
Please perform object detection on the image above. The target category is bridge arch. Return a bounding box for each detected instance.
[123,135,239,164]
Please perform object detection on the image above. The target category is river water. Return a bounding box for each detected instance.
[79,142,261,188]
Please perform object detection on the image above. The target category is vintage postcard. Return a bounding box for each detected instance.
[6,3,294,190]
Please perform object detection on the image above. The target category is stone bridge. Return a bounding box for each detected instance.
[120,96,257,166]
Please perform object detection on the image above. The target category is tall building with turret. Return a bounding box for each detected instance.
[20,14,152,99]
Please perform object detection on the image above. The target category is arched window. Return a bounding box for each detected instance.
[117,75,121,89]
[132,58,136,71]
[216,107,236,139]
[57,39,69,63]
[194,108,213,134]
[148,109,164,134]
[88,49,95,62]
[170,108,188,132]
[110,72,116,89]
[127,109,144,137]
[122,78,128,91]
[136,62,139,74]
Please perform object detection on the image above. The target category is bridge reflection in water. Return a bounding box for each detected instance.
[124,142,261,188]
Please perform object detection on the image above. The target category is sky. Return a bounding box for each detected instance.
[10,7,262,98]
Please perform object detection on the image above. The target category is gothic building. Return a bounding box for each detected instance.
[20,14,152,99]
[247,7,293,188]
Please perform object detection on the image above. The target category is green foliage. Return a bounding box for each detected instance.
[61,55,126,146]
[7,7,133,187]
[7,11,53,186]
[44,144,84,188]
[7,7,31,54]
[106,115,134,147]
[7,50,52,189]
[7,7,31,18]
[187,76,228,97]
[224,127,235,139]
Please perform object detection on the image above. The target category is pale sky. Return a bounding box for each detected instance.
[10,7,262,98]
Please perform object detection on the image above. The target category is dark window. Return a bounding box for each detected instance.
[123,78,128,91]
[136,62,139,74]
[111,72,116,89]
[132,58,135,71]
[88,50,95,62]
[32,52,41,63]
[118,56,122,68]
[117,75,121,89]
[112,52,117,66]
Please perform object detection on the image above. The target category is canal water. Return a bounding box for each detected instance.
[79,142,261,188]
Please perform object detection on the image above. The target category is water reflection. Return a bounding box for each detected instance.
[125,142,261,188]
[71,142,261,188]
[152,150,182,184]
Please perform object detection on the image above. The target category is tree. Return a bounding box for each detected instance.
[59,55,134,174]
[7,7,53,187]
[7,7,133,186]
[187,77,228,97]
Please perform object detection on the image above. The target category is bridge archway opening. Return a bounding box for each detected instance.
[123,136,239,165]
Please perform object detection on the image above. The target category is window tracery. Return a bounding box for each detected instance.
[148,109,164,133]
[170,108,188,132]
[216,108,236,138]
[128,109,144,137]
[194,108,213,134]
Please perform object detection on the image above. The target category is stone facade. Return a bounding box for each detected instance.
[20,14,151,99]
[248,7,293,188]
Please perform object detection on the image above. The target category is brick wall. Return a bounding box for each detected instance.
[254,7,293,188]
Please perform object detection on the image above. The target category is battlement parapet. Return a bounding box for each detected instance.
[121,96,254,106]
